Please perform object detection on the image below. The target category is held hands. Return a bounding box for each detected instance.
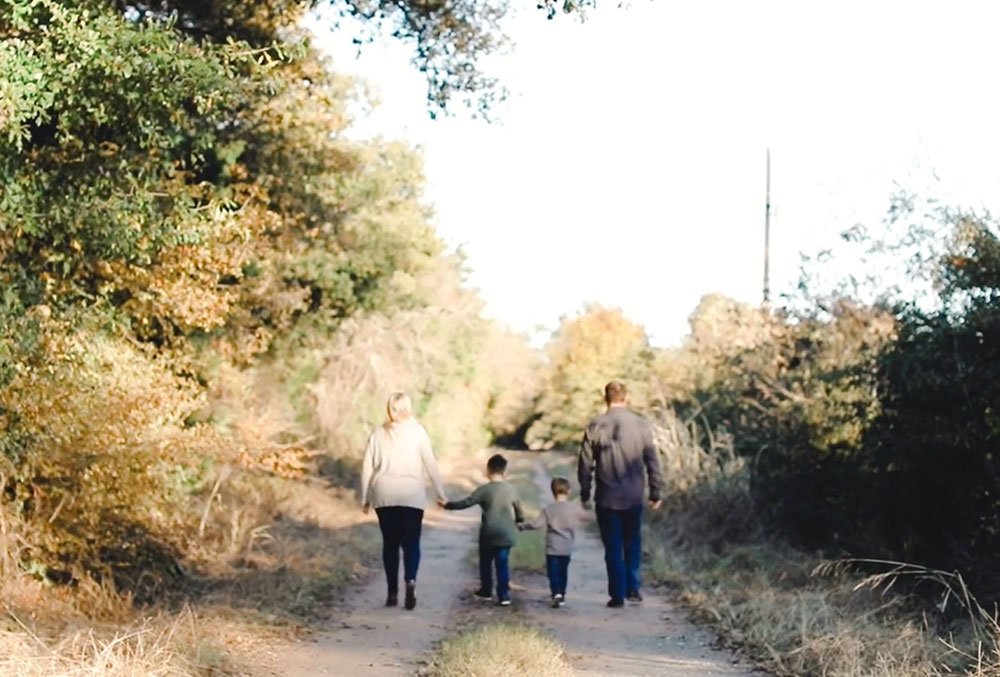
[362,503,370,515]
[437,497,448,508]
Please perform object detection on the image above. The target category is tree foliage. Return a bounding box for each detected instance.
[0,0,540,596]
[90,0,593,118]
[526,304,653,448]
[649,204,1000,599]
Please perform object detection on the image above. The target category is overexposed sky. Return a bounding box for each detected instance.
[306,1,1000,346]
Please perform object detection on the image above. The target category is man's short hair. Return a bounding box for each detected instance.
[550,477,571,496]
[605,381,627,404]
[487,453,507,475]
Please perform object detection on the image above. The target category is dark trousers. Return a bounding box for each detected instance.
[546,555,570,596]
[375,506,423,595]
[596,504,643,602]
[478,542,511,600]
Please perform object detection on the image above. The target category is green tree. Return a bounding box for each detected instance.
[0,0,530,591]
[98,0,593,117]
[527,304,653,448]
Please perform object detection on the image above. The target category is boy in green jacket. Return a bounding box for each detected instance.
[440,453,523,606]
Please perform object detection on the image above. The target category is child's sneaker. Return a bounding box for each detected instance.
[473,589,492,600]
[551,593,564,608]
[498,598,511,607]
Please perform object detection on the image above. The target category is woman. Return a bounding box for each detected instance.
[361,392,447,610]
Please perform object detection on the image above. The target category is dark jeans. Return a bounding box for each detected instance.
[546,555,570,596]
[375,506,424,595]
[479,543,511,600]
[596,504,643,602]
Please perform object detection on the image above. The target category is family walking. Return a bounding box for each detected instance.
[359,381,663,610]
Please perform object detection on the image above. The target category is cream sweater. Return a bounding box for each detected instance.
[361,419,447,510]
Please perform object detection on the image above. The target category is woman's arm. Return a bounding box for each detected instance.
[360,432,377,509]
[418,426,448,502]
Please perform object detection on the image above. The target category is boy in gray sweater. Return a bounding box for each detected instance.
[519,477,579,607]
[441,454,523,606]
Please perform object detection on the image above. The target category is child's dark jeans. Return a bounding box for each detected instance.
[546,554,570,596]
[479,543,511,600]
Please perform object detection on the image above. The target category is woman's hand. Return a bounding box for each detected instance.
[362,503,371,515]
[437,497,448,508]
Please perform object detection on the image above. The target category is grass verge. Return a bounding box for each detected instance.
[645,470,997,677]
[0,472,379,676]
[423,621,573,677]
[505,453,546,573]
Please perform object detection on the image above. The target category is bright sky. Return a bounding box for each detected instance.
[306,1,1000,346]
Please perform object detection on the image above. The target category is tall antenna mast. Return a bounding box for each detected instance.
[763,148,771,307]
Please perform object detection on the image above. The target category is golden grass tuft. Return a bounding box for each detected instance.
[425,622,573,677]
[0,607,228,677]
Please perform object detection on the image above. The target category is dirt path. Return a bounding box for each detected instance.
[261,451,760,676]
[514,456,759,676]
[263,505,479,676]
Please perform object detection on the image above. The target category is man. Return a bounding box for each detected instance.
[578,381,663,608]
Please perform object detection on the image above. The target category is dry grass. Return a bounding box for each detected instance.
[424,621,574,677]
[0,470,378,676]
[0,608,227,677]
[649,508,952,676]
[646,476,1000,676]
[189,476,377,621]
[643,408,1000,677]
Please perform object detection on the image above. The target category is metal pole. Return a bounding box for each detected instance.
[763,148,771,307]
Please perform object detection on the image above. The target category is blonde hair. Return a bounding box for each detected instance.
[384,392,413,429]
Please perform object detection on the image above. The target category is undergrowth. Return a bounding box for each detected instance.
[0,452,378,676]
[645,411,1000,677]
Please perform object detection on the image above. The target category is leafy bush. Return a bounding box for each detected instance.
[526,304,654,448]
[648,205,1000,599]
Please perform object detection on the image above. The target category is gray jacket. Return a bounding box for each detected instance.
[521,500,579,556]
[578,406,663,510]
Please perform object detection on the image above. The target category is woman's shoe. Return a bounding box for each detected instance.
[386,593,398,607]
[404,580,417,610]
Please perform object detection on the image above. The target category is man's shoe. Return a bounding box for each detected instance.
[607,598,624,608]
[498,598,511,607]
[386,593,398,607]
[404,580,417,610]
[473,588,492,600]
[551,593,564,608]
[627,590,643,603]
